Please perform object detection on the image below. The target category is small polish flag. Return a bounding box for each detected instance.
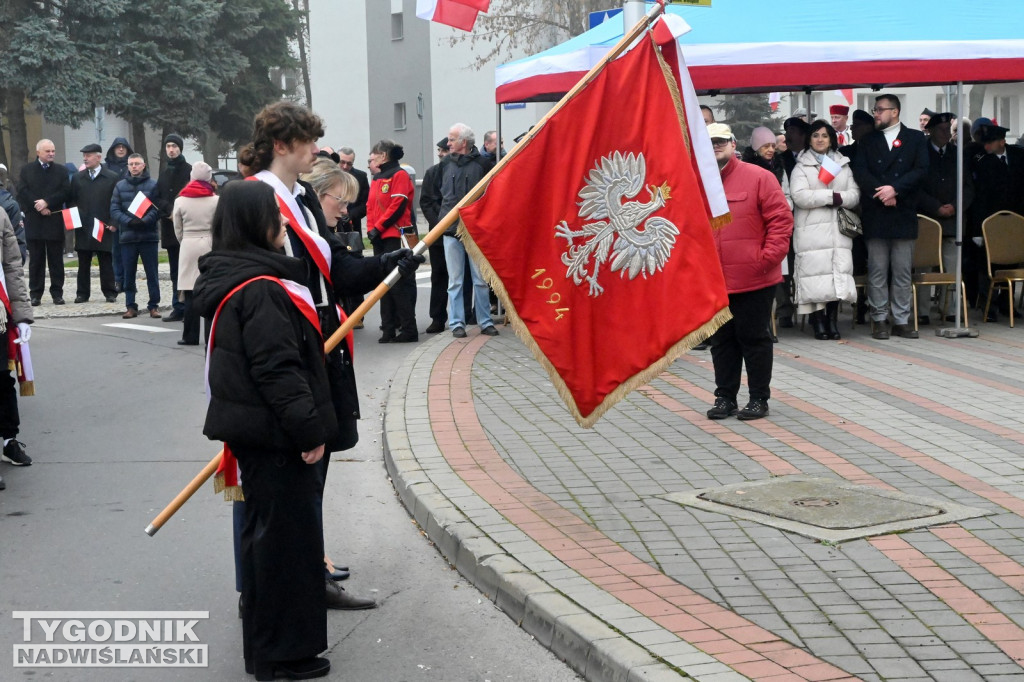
[62,206,82,231]
[416,0,480,31]
[769,92,781,112]
[128,191,153,218]
[818,154,843,186]
[91,218,106,243]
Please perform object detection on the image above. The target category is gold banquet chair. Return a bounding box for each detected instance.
[911,215,969,331]
[982,211,1024,328]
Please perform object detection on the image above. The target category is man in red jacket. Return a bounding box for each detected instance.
[705,123,793,421]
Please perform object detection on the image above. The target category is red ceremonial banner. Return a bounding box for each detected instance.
[458,34,730,427]
[450,0,489,10]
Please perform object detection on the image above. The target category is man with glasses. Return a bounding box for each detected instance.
[852,94,929,339]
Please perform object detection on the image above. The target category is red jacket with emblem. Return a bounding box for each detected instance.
[712,157,793,294]
[367,160,413,240]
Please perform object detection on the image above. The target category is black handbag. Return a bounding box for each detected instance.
[836,207,862,239]
[337,231,364,257]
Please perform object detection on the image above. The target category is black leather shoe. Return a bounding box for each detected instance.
[392,333,418,343]
[425,320,445,334]
[693,341,709,351]
[163,312,184,323]
[737,398,769,420]
[871,321,889,340]
[452,327,467,338]
[917,315,931,326]
[53,297,65,305]
[328,568,350,581]
[114,282,123,293]
[254,656,330,681]
[706,397,738,420]
[480,325,500,336]
[74,296,88,304]
[325,580,376,610]
[378,333,395,344]
[892,324,919,339]
[105,295,118,303]
[30,297,40,307]
[177,340,199,346]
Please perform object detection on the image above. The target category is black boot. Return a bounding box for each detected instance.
[810,310,829,340]
[825,301,841,340]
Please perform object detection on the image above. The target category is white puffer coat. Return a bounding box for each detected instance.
[790,149,860,308]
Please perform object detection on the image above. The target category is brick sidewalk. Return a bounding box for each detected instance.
[385,319,1024,681]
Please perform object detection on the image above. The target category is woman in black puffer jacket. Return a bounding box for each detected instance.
[194,181,334,681]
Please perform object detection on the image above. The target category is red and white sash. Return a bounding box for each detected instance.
[250,172,333,286]
[205,276,321,499]
[0,262,33,396]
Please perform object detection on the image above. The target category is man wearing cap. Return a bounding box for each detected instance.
[971,124,1024,318]
[920,108,938,133]
[156,134,191,322]
[852,94,929,339]
[705,123,792,421]
[916,113,974,324]
[419,137,453,334]
[68,144,120,303]
[17,139,70,306]
[831,105,852,146]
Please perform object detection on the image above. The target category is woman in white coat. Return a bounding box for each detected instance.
[172,162,219,345]
[790,121,860,340]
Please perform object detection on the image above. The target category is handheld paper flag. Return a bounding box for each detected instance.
[91,219,106,243]
[818,154,843,185]
[458,32,730,427]
[62,207,81,231]
[128,192,153,219]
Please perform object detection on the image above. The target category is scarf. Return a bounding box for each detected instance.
[178,180,216,198]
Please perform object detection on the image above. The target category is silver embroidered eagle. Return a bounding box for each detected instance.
[555,151,679,297]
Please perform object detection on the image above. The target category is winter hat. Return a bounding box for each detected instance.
[750,126,776,151]
[164,133,185,151]
[190,161,213,182]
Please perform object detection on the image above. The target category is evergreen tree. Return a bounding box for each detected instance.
[712,94,783,147]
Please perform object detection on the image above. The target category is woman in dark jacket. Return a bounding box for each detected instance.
[741,126,784,186]
[194,181,333,681]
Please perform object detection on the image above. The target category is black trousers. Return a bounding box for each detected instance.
[27,238,65,300]
[0,329,19,440]
[373,237,417,336]
[237,446,327,665]
[166,242,184,314]
[710,285,776,402]
[181,291,208,345]
[76,250,116,300]
[428,238,448,324]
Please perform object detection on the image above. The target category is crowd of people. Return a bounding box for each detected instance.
[700,95,1024,421]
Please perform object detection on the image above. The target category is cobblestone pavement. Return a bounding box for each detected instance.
[29,260,176,320]
[385,312,1024,681]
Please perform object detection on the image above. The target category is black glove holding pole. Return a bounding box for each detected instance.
[379,248,425,278]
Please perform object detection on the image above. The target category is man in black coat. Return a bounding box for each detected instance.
[915,113,974,324]
[852,94,929,339]
[17,139,70,306]
[419,138,451,333]
[336,147,370,320]
[156,134,191,322]
[969,125,1024,317]
[69,144,120,303]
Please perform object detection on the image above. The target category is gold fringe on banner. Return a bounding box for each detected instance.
[18,380,34,397]
[213,471,245,502]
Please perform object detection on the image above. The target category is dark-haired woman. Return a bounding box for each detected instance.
[235,102,422,611]
[790,121,860,340]
[194,181,334,680]
[367,139,418,343]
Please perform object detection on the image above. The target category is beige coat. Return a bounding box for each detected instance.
[1,210,32,329]
[173,194,218,292]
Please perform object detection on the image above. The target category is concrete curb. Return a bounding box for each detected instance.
[382,335,688,682]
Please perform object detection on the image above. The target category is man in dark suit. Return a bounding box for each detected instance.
[17,139,71,306]
[336,147,370,322]
[969,125,1024,318]
[156,134,192,322]
[419,138,451,334]
[853,94,930,339]
[915,113,974,324]
[840,109,880,324]
[68,144,120,303]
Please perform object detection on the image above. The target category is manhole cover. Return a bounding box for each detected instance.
[659,476,993,543]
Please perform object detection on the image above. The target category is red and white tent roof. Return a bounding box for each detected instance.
[496,1,1024,102]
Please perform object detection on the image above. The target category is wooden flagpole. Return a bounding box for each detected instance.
[145,1,667,537]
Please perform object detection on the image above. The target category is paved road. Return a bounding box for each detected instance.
[0,265,581,681]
